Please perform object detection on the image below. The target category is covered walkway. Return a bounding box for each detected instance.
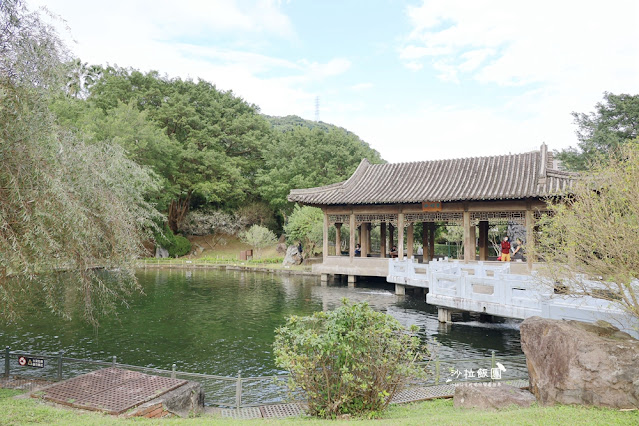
[289,144,576,281]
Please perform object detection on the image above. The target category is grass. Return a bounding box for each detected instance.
[142,234,316,272]
[2,388,637,425]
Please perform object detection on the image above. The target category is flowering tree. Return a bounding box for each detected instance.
[537,143,639,320]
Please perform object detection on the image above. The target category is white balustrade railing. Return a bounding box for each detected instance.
[387,258,638,337]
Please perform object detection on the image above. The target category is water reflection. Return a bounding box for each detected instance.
[0,269,522,378]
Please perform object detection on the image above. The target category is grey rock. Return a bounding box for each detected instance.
[155,246,169,258]
[282,245,303,266]
[276,243,287,254]
[161,381,205,417]
[520,316,639,409]
[453,384,536,410]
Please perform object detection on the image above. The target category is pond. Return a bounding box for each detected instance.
[1,268,523,378]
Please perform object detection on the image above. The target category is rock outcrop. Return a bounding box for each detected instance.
[282,245,303,266]
[520,316,639,409]
[155,246,169,258]
[453,384,536,410]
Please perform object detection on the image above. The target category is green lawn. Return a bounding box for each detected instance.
[1,389,637,425]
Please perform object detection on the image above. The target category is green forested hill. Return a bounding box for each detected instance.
[50,63,383,231]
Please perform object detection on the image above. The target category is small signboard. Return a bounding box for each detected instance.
[422,201,442,212]
[18,355,45,368]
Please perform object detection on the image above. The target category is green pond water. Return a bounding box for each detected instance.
[1,268,523,378]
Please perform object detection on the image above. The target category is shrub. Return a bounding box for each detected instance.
[274,300,426,418]
[283,206,323,256]
[154,222,191,257]
[171,235,192,257]
[239,224,277,259]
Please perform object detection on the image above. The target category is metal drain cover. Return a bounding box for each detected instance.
[260,403,306,418]
[38,367,187,415]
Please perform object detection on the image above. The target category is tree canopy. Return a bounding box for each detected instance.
[49,67,383,231]
[538,143,639,320]
[557,92,639,171]
[0,0,161,323]
[258,120,384,213]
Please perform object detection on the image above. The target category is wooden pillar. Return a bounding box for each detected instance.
[362,223,370,257]
[470,224,476,261]
[407,223,414,259]
[398,213,405,260]
[366,223,372,256]
[335,223,342,256]
[526,209,535,270]
[463,211,472,263]
[323,211,329,261]
[349,213,355,260]
[389,223,395,249]
[422,222,428,262]
[357,225,362,251]
[478,221,489,261]
[380,222,387,258]
[429,223,436,261]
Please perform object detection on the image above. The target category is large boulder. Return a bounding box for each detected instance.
[453,384,536,410]
[282,245,303,266]
[520,316,639,409]
[155,246,169,258]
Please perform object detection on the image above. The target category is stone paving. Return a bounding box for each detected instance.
[207,379,530,419]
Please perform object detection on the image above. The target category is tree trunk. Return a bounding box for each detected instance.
[168,194,191,233]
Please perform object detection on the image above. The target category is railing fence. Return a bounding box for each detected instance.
[2,345,528,408]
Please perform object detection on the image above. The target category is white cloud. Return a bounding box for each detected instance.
[31,0,349,118]
[335,100,573,163]
[402,0,639,89]
[350,82,373,91]
[404,61,423,72]
[458,48,494,73]
[380,0,639,163]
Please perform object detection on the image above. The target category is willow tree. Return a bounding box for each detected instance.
[0,0,161,324]
[537,143,639,321]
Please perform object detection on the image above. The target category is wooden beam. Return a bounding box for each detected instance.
[323,198,547,215]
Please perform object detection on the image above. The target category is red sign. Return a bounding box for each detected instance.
[422,201,442,212]
[17,355,44,368]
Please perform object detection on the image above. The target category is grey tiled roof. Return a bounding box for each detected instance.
[288,144,576,205]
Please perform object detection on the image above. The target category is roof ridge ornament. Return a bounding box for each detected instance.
[538,143,548,185]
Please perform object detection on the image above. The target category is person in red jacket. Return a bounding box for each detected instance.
[500,236,511,262]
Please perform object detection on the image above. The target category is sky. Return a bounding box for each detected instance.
[32,0,639,163]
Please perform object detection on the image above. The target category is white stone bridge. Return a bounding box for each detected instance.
[387,258,638,338]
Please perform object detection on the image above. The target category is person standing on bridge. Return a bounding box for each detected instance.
[500,236,511,262]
